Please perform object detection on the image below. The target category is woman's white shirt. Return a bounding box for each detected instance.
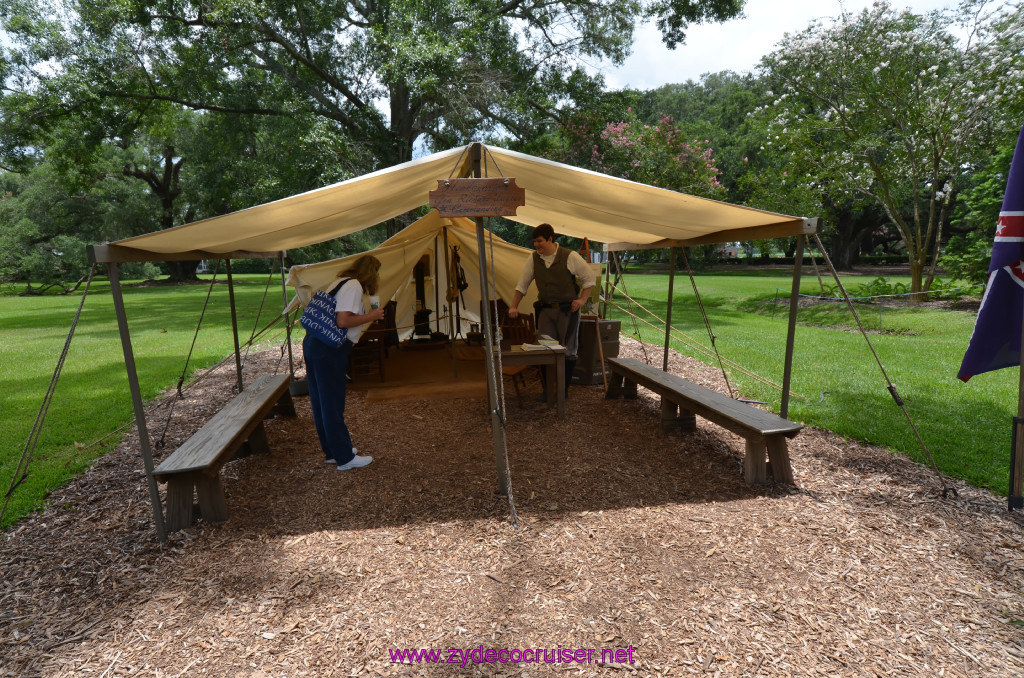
[334,279,367,344]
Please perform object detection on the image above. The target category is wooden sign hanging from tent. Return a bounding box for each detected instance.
[429,178,526,217]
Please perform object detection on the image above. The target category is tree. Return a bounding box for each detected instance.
[548,107,727,265]
[0,156,162,292]
[635,72,767,199]
[2,0,748,174]
[755,1,1024,297]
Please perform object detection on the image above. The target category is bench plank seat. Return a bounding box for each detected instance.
[154,373,294,531]
[606,357,800,485]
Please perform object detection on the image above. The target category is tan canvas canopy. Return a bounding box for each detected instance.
[95,144,814,261]
[87,141,816,542]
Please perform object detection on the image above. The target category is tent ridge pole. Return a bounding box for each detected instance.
[107,263,167,543]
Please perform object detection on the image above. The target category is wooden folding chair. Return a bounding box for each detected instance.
[500,311,539,408]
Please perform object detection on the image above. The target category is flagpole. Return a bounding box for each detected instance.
[959,121,1024,512]
[1013,295,1024,510]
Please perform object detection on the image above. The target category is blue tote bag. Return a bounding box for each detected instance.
[299,278,351,348]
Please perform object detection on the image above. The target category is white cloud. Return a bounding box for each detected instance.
[597,0,954,90]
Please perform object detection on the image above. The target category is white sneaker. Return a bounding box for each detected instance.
[337,455,373,471]
[325,447,358,463]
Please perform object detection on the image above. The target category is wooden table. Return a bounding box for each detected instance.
[493,344,566,418]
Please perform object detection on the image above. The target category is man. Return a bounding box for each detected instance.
[508,223,596,398]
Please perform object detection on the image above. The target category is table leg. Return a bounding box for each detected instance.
[545,359,556,408]
[556,354,565,418]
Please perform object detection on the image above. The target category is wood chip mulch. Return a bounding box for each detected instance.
[2,338,1024,677]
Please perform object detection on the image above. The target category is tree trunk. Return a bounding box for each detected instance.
[166,261,200,283]
[125,146,197,282]
[909,257,926,301]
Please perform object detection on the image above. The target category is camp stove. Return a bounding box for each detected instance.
[413,306,433,341]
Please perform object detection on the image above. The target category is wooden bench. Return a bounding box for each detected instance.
[606,357,801,485]
[154,373,296,531]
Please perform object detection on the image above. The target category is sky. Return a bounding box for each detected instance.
[596,0,955,91]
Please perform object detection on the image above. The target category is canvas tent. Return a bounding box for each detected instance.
[285,209,601,342]
[94,144,814,262]
[87,142,817,541]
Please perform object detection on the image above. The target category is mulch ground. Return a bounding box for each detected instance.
[2,338,1024,677]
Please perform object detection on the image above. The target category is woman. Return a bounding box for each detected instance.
[302,255,385,471]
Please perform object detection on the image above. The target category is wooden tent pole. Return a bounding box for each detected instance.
[470,143,510,495]
[476,215,508,495]
[595,316,608,391]
[225,259,244,392]
[781,235,805,419]
[279,251,295,379]
[663,247,677,371]
[107,263,167,543]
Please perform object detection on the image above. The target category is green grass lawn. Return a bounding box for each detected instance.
[606,272,1016,495]
[0,273,292,529]
[1,269,1014,530]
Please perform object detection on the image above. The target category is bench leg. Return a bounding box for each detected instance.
[743,438,768,485]
[273,390,297,418]
[606,372,624,398]
[238,421,270,458]
[196,474,228,523]
[766,436,795,484]
[660,399,697,433]
[660,398,677,432]
[165,477,195,532]
[623,378,637,400]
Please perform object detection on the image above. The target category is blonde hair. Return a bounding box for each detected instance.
[338,254,381,295]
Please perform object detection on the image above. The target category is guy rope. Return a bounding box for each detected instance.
[2,264,98,525]
[603,281,804,400]
[811,233,957,499]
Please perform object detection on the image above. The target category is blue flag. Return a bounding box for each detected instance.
[959,123,1024,381]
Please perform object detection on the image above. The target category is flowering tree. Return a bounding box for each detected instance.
[756,0,1024,296]
[553,110,726,199]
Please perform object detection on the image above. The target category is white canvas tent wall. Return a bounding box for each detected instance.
[286,209,601,341]
[88,142,817,541]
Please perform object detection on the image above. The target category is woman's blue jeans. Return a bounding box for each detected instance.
[302,334,356,465]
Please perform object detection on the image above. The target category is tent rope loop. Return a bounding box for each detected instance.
[156,261,222,448]
[812,234,956,500]
[1,263,98,525]
[242,257,280,370]
[602,288,805,400]
[607,253,652,366]
[680,248,735,399]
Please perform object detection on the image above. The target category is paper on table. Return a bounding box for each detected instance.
[520,342,562,350]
